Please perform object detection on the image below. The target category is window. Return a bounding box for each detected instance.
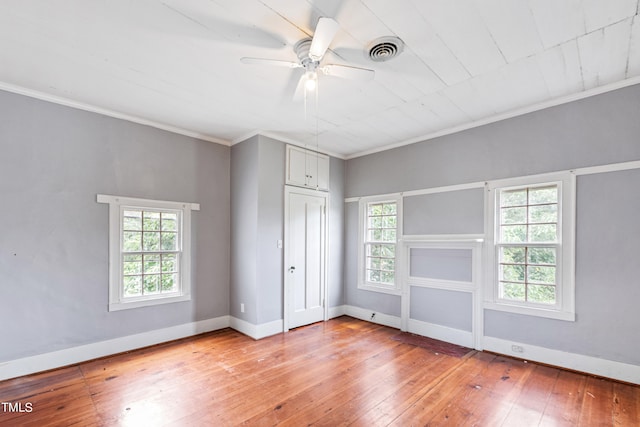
[98,195,199,311]
[358,196,401,294]
[486,173,575,320]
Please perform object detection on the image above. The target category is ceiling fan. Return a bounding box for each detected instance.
[240,17,375,96]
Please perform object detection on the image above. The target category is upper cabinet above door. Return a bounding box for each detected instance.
[286,145,330,191]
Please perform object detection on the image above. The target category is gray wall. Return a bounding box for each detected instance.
[346,85,640,197]
[230,136,260,324]
[344,84,640,365]
[0,89,230,362]
[256,136,286,324]
[403,189,484,235]
[328,157,345,308]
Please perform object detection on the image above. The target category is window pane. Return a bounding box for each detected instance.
[161,213,177,231]
[123,231,142,252]
[143,275,160,294]
[501,264,525,282]
[382,229,396,242]
[143,211,161,231]
[368,244,380,257]
[383,216,397,228]
[123,211,142,231]
[367,257,381,270]
[501,225,527,243]
[528,284,556,304]
[369,229,383,241]
[529,186,557,205]
[144,254,161,274]
[529,205,557,223]
[501,189,526,207]
[501,207,526,224]
[368,204,382,216]
[380,244,395,257]
[143,232,161,251]
[528,265,556,284]
[162,254,177,273]
[369,216,383,228]
[500,282,525,301]
[382,203,396,215]
[123,254,142,275]
[500,247,526,264]
[528,248,556,265]
[123,276,142,297]
[161,232,177,251]
[529,224,557,242]
[381,258,395,271]
[367,269,381,282]
[380,271,394,283]
[161,273,178,292]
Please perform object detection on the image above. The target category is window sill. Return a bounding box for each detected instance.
[109,294,191,311]
[484,301,575,321]
[358,283,401,296]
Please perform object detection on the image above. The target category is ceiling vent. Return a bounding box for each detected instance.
[367,36,404,62]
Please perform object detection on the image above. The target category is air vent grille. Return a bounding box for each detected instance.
[367,36,404,62]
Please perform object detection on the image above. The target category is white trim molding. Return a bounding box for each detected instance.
[229,317,283,340]
[328,305,346,319]
[344,305,402,329]
[0,316,230,381]
[483,336,640,385]
[407,319,474,349]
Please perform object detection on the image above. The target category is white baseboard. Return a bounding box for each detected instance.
[344,305,401,329]
[483,336,640,385]
[407,319,474,348]
[328,305,346,319]
[0,316,230,381]
[229,317,283,340]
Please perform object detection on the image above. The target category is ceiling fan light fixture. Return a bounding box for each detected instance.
[304,72,318,91]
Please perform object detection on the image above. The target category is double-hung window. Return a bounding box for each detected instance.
[486,173,575,320]
[359,196,401,294]
[98,195,199,311]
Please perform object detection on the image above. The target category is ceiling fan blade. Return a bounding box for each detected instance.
[321,64,375,81]
[309,17,339,61]
[293,74,307,102]
[240,57,302,68]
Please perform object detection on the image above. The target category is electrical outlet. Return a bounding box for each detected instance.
[511,345,524,353]
[240,303,245,313]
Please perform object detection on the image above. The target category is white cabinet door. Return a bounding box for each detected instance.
[286,145,329,191]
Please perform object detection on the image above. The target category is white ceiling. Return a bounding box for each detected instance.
[1,0,639,158]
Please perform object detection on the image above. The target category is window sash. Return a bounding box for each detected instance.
[485,174,575,320]
[360,198,400,292]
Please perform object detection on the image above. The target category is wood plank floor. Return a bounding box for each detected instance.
[1,317,638,426]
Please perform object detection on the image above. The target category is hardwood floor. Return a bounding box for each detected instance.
[1,317,638,426]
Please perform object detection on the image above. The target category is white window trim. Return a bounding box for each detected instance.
[358,194,403,295]
[97,194,200,311]
[484,172,576,321]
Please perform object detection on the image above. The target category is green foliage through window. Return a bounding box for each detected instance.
[122,209,180,298]
[365,201,398,286]
[498,184,559,305]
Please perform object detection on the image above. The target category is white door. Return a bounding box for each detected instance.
[284,186,327,330]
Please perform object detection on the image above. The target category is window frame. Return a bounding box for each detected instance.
[358,195,402,295]
[485,172,576,321]
[98,195,199,311]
